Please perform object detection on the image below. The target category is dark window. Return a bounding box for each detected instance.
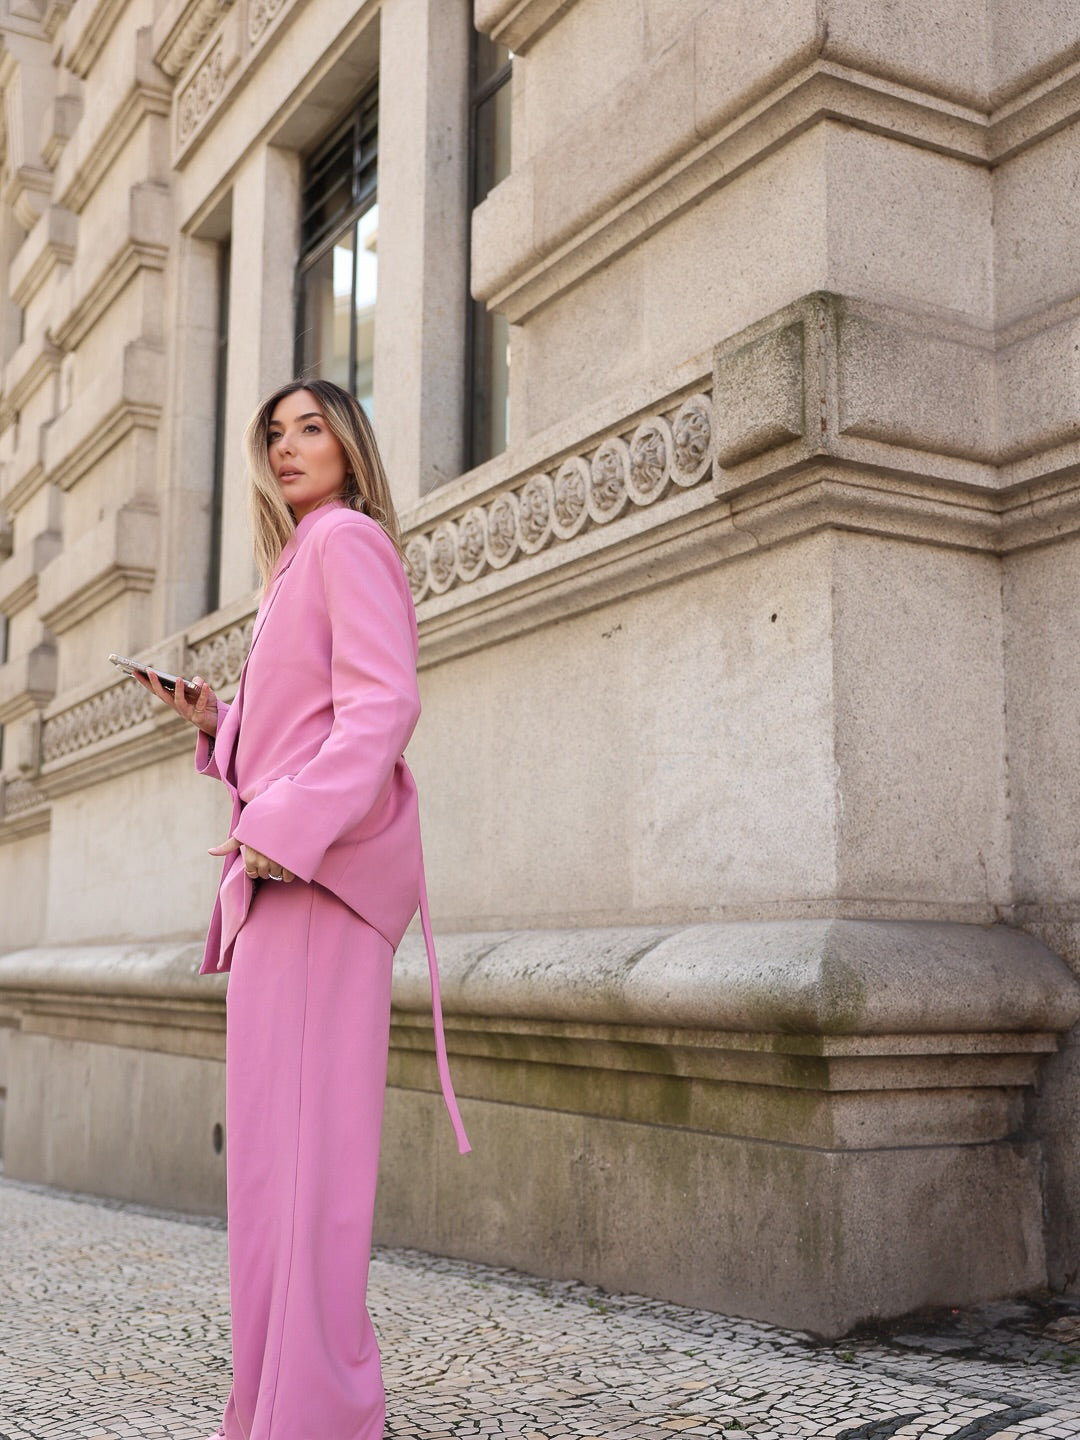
[295,85,379,417]
[208,240,230,615]
[466,34,512,469]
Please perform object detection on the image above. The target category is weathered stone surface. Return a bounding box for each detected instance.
[2,0,1080,1337]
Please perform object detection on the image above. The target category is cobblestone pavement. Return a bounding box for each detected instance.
[1,1178,1079,1440]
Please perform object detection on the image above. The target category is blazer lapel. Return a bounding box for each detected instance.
[212,539,300,788]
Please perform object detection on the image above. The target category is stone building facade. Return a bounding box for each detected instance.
[1,0,1080,1339]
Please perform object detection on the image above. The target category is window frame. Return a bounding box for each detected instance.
[464,34,512,471]
[294,84,379,402]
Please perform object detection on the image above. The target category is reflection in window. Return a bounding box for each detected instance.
[295,86,378,417]
[467,34,512,468]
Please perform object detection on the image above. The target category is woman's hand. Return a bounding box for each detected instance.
[134,668,219,736]
[208,836,296,883]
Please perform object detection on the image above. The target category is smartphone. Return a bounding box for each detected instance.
[108,653,202,703]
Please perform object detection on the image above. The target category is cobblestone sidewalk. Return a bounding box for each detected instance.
[1,1178,1079,1439]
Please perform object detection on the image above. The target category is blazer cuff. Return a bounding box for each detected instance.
[232,782,322,883]
[195,700,229,779]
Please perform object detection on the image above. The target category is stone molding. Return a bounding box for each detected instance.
[475,60,1080,325]
[0,941,227,1058]
[712,292,1080,495]
[405,391,713,605]
[21,602,252,807]
[41,92,83,171]
[473,0,575,53]
[64,0,133,78]
[42,341,164,492]
[1,918,1076,1145]
[9,204,77,309]
[1,329,63,427]
[0,527,62,617]
[42,0,76,43]
[41,676,154,764]
[0,642,57,726]
[174,14,241,151]
[153,0,234,79]
[16,325,1080,783]
[49,184,171,352]
[184,614,254,691]
[2,460,46,517]
[1,775,48,816]
[55,32,171,214]
[246,0,289,47]
[37,502,158,635]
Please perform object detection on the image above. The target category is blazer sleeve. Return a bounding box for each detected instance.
[195,700,232,780]
[231,522,420,881]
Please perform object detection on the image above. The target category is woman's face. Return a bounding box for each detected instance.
[267,389,349,521]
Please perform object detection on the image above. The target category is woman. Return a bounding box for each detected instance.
[137,378,469,1440]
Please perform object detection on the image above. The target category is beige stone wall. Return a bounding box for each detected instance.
[1,0,1080,1334]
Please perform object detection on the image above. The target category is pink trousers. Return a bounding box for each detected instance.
[217,878,393,1440]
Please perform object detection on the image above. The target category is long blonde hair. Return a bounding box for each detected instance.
[243,379,405,587]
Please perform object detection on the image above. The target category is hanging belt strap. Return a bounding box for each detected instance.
[418,849,471,1155]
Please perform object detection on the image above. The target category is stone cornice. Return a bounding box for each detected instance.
[51,231,169,353]
[42,0,76,43]
[0,643,57,726]
[9,205,77,310]
[0,331,63,427]
[43,341,164,492]
[37,503,158,635]
[0,528,61,617]
[0,778,50,842]
[476,58,1080,324]
[57,79,171,214]
[1,459,46,516]
[152,0,234,79]
[18,352,1080,786]
[64,0,132,78]
[473,0,575,53]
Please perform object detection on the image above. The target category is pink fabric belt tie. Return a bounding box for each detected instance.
[219,840,471,1156]
[418,857,471,1156]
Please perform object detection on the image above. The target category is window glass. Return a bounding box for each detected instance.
[295,85,378,412]
[467,39,512,468]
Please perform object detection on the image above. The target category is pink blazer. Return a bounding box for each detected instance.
[196,503,469,1153]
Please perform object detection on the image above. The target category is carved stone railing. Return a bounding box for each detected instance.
[405,392,713,603]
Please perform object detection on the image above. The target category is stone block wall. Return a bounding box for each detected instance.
[1,0,1080,1337]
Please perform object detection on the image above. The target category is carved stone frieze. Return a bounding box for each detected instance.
[38,618,254,768]
[185,618,253,689]
[247,0,286,45]
[42,682,154,763]
[3,776,46,816]
[588,437,630,524]
[455,508,488,583]
[485,492,520,571]
[156,0,235,79]
[552,458,589,539]
[428,522,458,595]
[177,40,226,144]
[518,473,554,554]
[672,394,712,486]
[406,393,713,603]
[628,417,672,505]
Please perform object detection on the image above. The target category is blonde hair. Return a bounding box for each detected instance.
[243,379,405,588]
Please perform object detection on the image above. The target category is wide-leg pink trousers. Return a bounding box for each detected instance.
[216,878,393,1440]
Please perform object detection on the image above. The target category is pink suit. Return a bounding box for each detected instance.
[196,503,468,1440]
